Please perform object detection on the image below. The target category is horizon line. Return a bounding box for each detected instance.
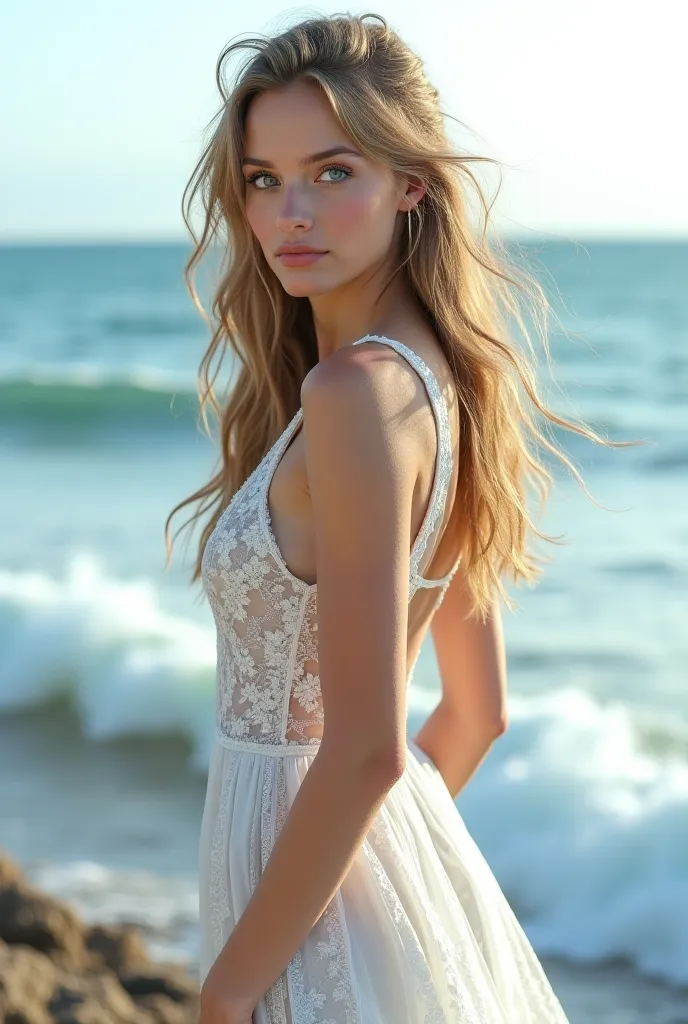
[2,231,688,248]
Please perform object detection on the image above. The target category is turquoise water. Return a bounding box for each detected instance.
[0,240,686,984]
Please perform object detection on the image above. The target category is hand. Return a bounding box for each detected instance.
[199,967,256,1024]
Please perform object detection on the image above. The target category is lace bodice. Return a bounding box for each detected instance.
[201,335,460,754]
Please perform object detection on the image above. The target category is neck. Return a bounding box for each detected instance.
[308,255,418,361]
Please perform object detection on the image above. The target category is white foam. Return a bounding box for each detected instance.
[2,557,687,982]
[0,554,217,771]
[0,361,197,393]
[27,858,198,969]
[453,688,688,984]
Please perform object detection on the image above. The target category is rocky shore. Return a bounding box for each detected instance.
[3,847,688,1024]
[0,852,199,1024]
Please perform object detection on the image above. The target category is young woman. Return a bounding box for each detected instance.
[165,13,620,1023]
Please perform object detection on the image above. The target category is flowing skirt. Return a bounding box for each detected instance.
[198,734,569,1023]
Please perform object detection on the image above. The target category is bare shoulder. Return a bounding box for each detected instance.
[302,341,398,410]
[299,341,432,513]
[298,332,454,561]
[300,335,441,429]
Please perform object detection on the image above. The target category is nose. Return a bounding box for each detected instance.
[275,191,313,233]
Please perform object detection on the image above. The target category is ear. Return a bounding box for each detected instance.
[398,174,426,214]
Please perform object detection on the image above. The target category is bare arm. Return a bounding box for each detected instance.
[412,566,508,800]
[201,348,420,1018]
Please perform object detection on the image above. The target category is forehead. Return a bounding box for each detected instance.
[243,80,351,158]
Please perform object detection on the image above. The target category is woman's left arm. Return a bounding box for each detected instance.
[200,348,420,1022]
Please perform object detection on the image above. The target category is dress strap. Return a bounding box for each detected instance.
[351,334,458,593]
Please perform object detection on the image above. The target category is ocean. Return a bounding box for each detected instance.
[1,240,686,1017]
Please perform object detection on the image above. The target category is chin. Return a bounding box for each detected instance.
[279,276,336,298]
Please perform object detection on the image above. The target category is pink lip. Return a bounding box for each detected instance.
[277,251,328,267]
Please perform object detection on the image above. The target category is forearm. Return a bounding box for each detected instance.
[210,744,400,1009]
[412,698,502,799]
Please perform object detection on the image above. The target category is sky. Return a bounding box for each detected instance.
[1,0,684,242]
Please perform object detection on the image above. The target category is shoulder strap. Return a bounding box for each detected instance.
[351,334,455,592]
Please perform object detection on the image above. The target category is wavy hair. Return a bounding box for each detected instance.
[164,12,637,620]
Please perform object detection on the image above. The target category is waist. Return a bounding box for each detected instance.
[215,727,321,757]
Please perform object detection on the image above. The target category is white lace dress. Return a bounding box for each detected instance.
[197,335,570,1023]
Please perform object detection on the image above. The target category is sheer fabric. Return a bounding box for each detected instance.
[198,335,569,1022]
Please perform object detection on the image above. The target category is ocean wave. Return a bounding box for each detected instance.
[0,555,217,772]
[455,687,688,985]
[1,556,688,983]
[0,365,202,433]
[98,312,201,338]
[642,446,688,473]
[26,860,200,970]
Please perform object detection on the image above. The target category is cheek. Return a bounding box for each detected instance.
[327,187,388,238]
[244,197,270,242]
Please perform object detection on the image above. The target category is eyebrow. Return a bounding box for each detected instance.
[241,146,361,168]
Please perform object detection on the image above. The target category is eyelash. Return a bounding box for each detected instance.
[243,163,353,191]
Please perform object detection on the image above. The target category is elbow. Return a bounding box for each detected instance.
[488,712,508,741]
[377,743,407,785]
[357,739,406,790]
[323,735,406,791]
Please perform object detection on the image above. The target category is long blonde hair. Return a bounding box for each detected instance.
[164,12,635,621]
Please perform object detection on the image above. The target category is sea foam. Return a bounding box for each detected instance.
[1,555,687,982]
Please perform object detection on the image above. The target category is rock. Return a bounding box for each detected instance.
[0,850,199,1024]
[84,924,151,976]
[0,852,25,889]
[0,886,87,970]
[133,994,192,1024]
[0,943,56,1024]
[48,974,146,1024]
[119,964,198,1003]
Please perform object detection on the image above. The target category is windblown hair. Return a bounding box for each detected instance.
[164,11,634,621]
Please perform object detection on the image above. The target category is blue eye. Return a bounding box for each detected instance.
[319,166,350,183]
[243,164,352,190]
[243,171,277,190]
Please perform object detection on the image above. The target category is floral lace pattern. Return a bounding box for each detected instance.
[199,336,570,1022]
[261,759,290,1022]
[208,750,239,956]
[367,810,495,1022]
[361,835,447,1024]
[250,756,361,1023]
[201,335,458,753]
[285,889,361,1024]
